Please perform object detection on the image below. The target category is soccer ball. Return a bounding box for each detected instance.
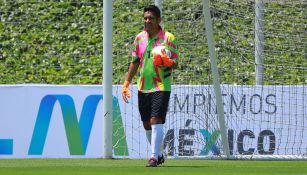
[151,45,172,59]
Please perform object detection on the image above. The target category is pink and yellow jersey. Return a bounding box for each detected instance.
[131,29,179,93]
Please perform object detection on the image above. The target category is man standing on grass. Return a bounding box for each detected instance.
[121,5,179,167]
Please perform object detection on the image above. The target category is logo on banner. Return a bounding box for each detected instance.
[0,94,128,156]
[25,94,128,156]
[28,95,128,155]
[199,129,221,155]
[162,118,221,156]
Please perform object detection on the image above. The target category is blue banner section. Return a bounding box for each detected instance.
[79,95,103,152]
[28,95,102,155]
[0,139,13,155]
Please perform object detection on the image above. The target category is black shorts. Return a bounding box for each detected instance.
[138,91,171,124]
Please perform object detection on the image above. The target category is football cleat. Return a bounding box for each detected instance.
[157,154,165,165]
[146,157,158,167]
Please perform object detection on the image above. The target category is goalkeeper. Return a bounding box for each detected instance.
[122,5,178,167]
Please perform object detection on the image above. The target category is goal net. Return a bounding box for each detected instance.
[205,0,307,159]
[113,0,307,160]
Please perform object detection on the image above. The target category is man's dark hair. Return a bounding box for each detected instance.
[144,5,161,18]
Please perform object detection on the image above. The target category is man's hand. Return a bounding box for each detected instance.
[122,80,130,103]
[153,49,174,67]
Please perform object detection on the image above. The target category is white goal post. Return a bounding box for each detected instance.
[203,0,230,158]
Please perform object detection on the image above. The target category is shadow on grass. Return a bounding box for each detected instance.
[159,165,207,168]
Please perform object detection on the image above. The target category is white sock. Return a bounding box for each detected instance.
[151,124,163,160]
[147,129,164,157]
[146,130,152,145]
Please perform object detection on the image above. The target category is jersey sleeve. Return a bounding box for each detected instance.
[131,37,139,63]
[166,33,179,60]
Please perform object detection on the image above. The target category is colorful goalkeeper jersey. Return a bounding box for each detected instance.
[131,28,179,93]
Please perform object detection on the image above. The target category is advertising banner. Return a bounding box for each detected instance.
[0,85,306,158]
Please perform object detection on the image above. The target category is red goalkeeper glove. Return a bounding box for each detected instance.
[153,49,174,67]
[122,80,130,103]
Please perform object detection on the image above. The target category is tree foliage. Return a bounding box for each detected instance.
[0,0,305,85]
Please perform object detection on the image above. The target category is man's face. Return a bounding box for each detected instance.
[143,11,160,32]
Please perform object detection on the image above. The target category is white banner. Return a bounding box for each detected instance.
[0,85,306,158]
[0,85,104,158]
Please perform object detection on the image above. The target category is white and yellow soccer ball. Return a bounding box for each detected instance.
[151,45,172,59]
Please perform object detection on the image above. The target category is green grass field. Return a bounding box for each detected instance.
[0,159,306,175]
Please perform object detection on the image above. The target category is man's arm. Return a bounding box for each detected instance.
[125,61,140,82]
[122,61,140,103]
